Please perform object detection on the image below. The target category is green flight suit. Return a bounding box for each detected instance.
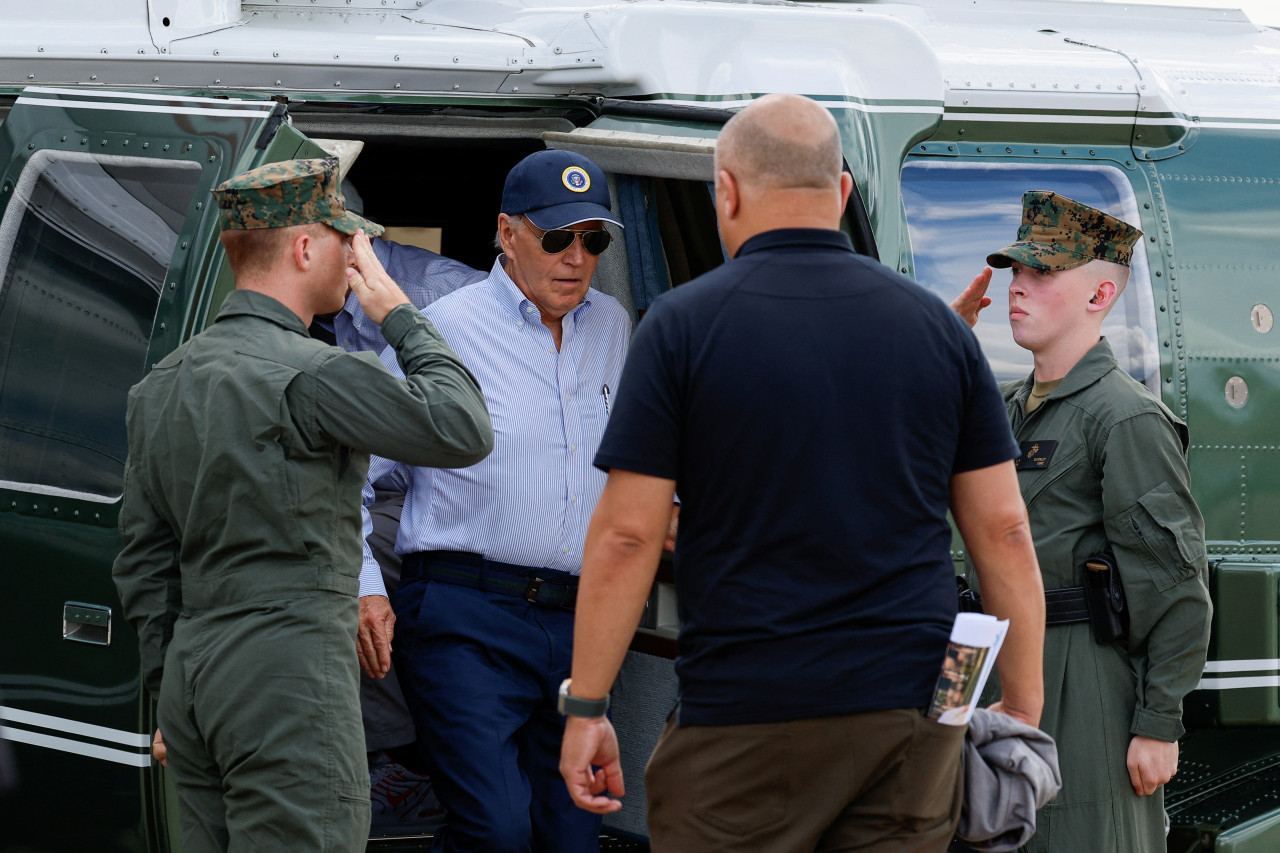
[112,290,492,853]
[993,338,1211,853]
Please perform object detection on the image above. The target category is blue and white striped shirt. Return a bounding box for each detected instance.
[358,256,631,597]
[321,239,487,354]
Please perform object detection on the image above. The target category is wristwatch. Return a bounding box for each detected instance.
[558,678,609,718]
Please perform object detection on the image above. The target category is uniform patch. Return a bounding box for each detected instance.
[1016,440,1058,470]
[562,166,590,193]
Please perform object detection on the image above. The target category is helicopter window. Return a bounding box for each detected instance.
[901,160,1160,390]
[0,151,202,502]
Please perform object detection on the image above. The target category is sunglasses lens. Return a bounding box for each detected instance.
[582,230,612,256]
[540,230,576,254]
[534,226,612,255]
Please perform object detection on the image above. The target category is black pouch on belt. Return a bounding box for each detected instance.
[1083,551,1128,644]
[956,575,985,614]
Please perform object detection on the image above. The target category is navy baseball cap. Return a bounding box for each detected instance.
[501,150,622,230]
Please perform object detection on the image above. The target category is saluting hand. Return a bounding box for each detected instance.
[951,267,993,330]
[347,230,412,326]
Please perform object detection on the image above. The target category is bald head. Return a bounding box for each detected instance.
[712,94,853,257]
[715,93,843,191]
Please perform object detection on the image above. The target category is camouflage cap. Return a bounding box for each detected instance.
[212,157,383,237]
[987,191,1142,271]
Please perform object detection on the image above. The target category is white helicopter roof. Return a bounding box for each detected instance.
[0,0,1276,129]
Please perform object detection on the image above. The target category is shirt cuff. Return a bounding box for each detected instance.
[1131,707,1185,742]
[359,555,388,598]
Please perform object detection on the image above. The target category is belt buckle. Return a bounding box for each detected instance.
[524,578,543,603]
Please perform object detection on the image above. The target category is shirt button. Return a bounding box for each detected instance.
[563,547,569,554]
[516,321,523,328]
[548,347,555,354]
[571,496,578,503]
[525,305,534,314]
[570,444,577,452]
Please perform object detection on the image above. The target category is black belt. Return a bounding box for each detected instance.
[957,576,1089,626]
[402,551,578,610]
[1045,586,1089,625]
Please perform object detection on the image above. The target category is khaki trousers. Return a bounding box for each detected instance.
[645,708,964,853]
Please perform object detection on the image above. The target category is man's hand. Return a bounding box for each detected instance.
[358,594,395,679]
[951,267,993,329]
[664,504,679,552]
[560,715,624,814]
[347,230,412,326]
[152,728,167,768]
[1128,735,1178,796]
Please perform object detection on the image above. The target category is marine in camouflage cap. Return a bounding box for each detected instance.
[213,157,384,237]
[987,191,1141,272]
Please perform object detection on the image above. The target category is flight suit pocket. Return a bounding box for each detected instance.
[1125,482,1205,591]
[1020,446,1086,508]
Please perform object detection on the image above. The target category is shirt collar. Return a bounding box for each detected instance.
[214,289,311,337]
[735,227,857,259]
[1015,338,1117,402]
[487,254,594,324]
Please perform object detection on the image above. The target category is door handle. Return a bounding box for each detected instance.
[63,602,112,646]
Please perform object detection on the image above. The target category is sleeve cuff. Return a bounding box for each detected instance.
[377,303,420,349]
[1131,707,1185,742]
[359,559,388,598]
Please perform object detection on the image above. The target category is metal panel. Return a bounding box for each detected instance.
[0,86,278,851]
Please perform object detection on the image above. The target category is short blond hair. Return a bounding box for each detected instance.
[220,223,325,278]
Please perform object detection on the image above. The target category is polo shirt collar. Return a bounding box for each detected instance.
[214,289,310,337]
[735,228,856,258]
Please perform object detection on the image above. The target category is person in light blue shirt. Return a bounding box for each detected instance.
[357,150,633,853]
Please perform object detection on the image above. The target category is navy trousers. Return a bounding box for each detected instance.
[392,570,601,853]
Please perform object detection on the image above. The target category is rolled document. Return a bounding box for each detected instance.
[928,612,1008,726]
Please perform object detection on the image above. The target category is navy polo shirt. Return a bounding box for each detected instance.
[594,228,1017,727]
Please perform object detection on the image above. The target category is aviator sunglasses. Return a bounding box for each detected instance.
[524,219,612,256]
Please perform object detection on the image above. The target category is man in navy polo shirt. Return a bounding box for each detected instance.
[560,94,1047,851]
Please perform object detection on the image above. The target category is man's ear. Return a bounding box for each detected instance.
[716,169,739,221]
[293,231,313,272]
[838,171,854,215]
[496,213,517,256]
[1087,279,1118,312]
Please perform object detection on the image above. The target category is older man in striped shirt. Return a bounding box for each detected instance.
[356,149,631,853]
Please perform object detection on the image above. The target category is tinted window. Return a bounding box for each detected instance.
[0,151,201,501]
[902,161,1159,388]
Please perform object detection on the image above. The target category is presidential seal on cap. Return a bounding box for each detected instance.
[213,157,384,237]
[500,150,622,230]
[987,191,1142,272]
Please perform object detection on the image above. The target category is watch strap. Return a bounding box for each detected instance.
[558,678,609,718]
